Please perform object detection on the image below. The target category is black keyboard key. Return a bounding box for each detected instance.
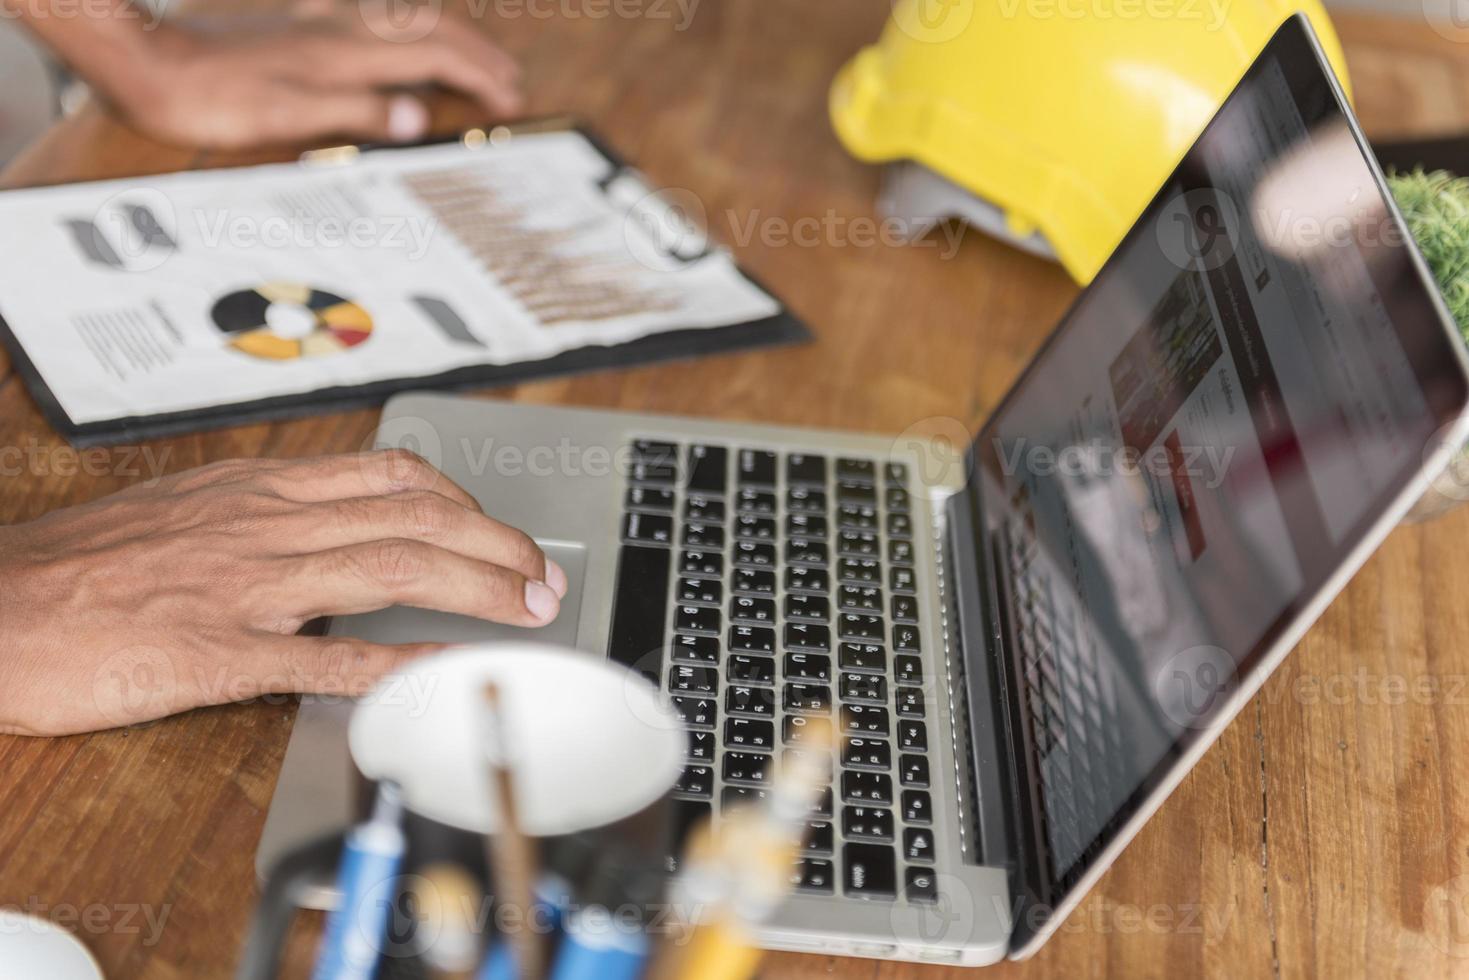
[783,715,824,745]
[625,486,674,512]
[785,513,828,540]
[729,625,775,654]
[900,755,930,788]
[786,486,827,514]
[888,539,915,566]
[898,721,928,752]
[784,623,832,653]
[784,652,831,682]
[733,540,776,568]
[735,514,776,541]
[837,458,876,485]
[607,545,671,684]
[798,822,835,856]
[622,511,673,546]
[787,453,828,487]
[837,503,879,531]
[669,665,718,695]
[784,539,828,567]
[730,595,776,625]
[839,559,882,585]
[630,459,677,485]
[839,585,883,613]
[839,614,884,642]
[677,577,722,606]
[727,654,775,686]
[890,566,917,593]
[894,655,924,685]
[676,765,713,797]
[684,495,726,524]
[843,807,895,844]
[837,530,880,558]
[631,438,678,461]
[784,594,830,623]
[785,565,830,595]
[666,799,710,873]
[723,751,773,786]
[783,748,834,782]
[896,687,925,718]
[885,486,911,514]
[687,730,716,762]
[671,696,716,729]
[844,843,897,899]
[842,771,893,805]
[736,487,777,515]
[890,594,918,623]
[675,605,720,636]
[840,672,887,704]
[724,718,774,750]
[672,634,719,666]
[839,643,886,673]
[893,625,922,654]
[680,550,722,577]
[733,567,776,596]
[726,685,776,717]
[737,449,777,487]
[904,828,935,863]
[783,683,832,714]
[810,786,834,818]
[885,461,909,485]
[887,512,913,538]
[682,523,725,551]
[842,737,891,771]
[840,704,889,737]
[905,867,938,904]
[790,858,835,894]
[722,786,769,812]
[836,482,876,506]
[686,445,728,495]
[902,790,932,824]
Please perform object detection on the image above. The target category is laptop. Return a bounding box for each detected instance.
[257,16,1469,965]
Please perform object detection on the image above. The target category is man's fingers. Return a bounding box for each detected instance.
[229,85,432,146]
[248,634,447,698]
[280,490,557,588]
[281,539,562,626]
[262,450,483,511]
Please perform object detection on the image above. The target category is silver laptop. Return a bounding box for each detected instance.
[258,17,1469,966]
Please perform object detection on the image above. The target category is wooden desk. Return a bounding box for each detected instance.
[3,7,1469,978]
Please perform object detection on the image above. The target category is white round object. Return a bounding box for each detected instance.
[349,645,684,836]
[0,912,103,980]
[263,302,319,340]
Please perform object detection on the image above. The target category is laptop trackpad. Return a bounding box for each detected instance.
[326,542,587,648]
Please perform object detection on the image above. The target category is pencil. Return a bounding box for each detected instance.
[483,682,547,980]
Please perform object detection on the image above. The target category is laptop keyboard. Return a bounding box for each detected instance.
[608,440,939,905]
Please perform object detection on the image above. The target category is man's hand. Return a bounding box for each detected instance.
[8,0,524,149]
[0,451,567,737]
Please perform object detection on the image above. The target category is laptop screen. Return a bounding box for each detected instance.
[973,16,1469,924]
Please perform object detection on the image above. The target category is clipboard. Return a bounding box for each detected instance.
[0,120,809,446]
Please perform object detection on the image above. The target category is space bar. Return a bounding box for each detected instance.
[607,544,671,685]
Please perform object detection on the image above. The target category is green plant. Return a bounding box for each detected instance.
[1390,169,1469,341]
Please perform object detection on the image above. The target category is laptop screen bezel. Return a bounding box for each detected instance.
[963,14,1469,954]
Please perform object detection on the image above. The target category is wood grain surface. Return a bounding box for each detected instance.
[3,6,1469,978]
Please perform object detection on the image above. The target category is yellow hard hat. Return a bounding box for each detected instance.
[831,2,1352,284]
